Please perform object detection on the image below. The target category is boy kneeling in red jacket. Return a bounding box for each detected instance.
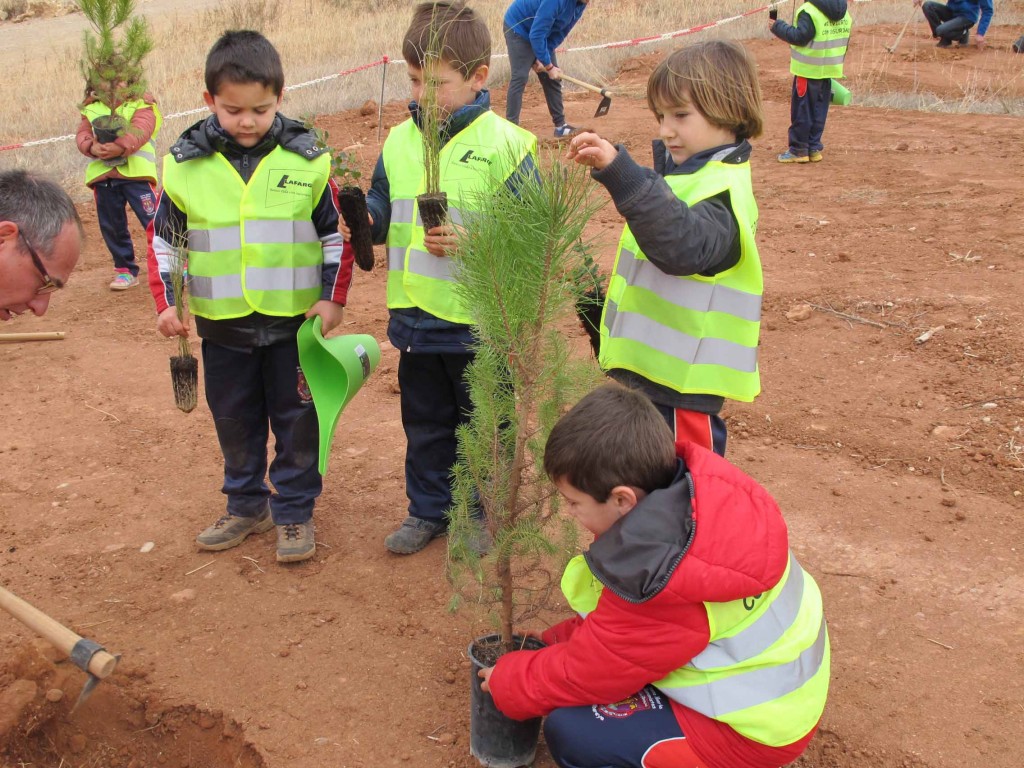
[480,383,830,768]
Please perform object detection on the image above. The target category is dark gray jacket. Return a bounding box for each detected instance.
[590,140,751,413]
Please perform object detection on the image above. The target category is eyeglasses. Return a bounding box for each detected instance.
[19,230,63,295]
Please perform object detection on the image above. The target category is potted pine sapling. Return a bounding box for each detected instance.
[77,0,154,156]
[446,153,603,768]
[306,118,375,271]
[167,235,197,413]
[415,9,449,231]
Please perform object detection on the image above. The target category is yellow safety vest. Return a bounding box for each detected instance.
[161,147,330,320]
[81,100,162,185]
[382,111,536,324]
[790,3,852,79]
[599,157,762,401]
[561,552,830,747]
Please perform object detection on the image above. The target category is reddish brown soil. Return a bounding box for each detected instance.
[2,21,1023,768]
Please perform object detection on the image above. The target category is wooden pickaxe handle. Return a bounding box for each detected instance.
[0,585,118,679]
[559,73,611,97]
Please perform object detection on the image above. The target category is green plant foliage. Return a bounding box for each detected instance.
[446,152,605,652]
[77,0,153,109]
[304,115,363,187]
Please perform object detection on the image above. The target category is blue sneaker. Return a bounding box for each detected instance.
[777,150,810,164]
[553,124,576,138]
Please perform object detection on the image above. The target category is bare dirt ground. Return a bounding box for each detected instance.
[2,18,1023,768]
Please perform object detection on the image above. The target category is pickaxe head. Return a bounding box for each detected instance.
[593,90,612,118]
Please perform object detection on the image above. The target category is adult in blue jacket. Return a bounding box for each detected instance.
[913,0,993,49]
[503,0,589,137]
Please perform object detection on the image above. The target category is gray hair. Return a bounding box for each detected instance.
[0,169,82,256]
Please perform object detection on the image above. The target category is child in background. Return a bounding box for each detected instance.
[339,1,536,555]
[76,83,161,291]
[148,30,353,563]
[480,383,830,768]
[567,41,764,457]
[769,0,853,162]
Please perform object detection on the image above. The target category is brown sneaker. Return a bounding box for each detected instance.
[196,508,273,551]
[276,521,315,563]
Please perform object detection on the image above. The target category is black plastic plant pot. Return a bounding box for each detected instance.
[574,287,605,359]
[468,634,545,768]
[338,186,375,271]
[90,114,126,144]
[417,191,448,232]
[170,354,199,414]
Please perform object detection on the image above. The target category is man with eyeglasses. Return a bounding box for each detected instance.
[0,169,83,321]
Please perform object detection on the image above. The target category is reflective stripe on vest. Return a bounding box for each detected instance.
[161,148,329,319]
[382,112,537,323]
[81,100,163,185]
[560,550,829,746]
[790,4,852,79]
[599,156,762,401]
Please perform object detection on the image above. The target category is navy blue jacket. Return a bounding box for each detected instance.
[770,0,848,47]
[503,0,589,68]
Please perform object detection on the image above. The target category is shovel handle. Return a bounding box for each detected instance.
[0,332,66,343]
[559,73,610,97]
[0,585,118,679]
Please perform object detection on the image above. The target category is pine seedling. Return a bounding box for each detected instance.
[77,0,154,111]
[305,116,375,270]
[415,3,451,230]
[446,151,605,653]
[167,230,198,413]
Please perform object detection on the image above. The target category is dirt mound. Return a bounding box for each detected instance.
[1,640,264,768]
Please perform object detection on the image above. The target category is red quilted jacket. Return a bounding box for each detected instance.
[488,442,819,768]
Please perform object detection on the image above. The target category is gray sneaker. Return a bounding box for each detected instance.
[384,516,446,555]
[196,508,273,551]
[276,521,316,563]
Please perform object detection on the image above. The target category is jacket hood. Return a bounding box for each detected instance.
[810,0,848,21]
[586,444,790,604]
[169,114,324,163]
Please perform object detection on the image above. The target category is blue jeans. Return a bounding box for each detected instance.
[504,23,565,127]
[202,338,321,524]
[398,351,474,522]
[788,76,832,156]
[92,178,156,276]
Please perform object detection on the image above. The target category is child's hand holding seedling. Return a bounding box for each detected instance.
[305,300,345,335]
[424,223,462,258]
[567,131,618,171]
[338,211,373,242]
[90,142,125,160]
[157,304,190,338]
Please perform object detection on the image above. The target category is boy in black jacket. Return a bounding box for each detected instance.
[147,31,353,563]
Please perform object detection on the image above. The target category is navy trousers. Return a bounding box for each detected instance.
[544,687,707,768]
[398,351,474,523]
[202,339,321,525]
[787,76,832,157]
[922,1,973,43]
[92,178,157,276]
[504,23,566,128]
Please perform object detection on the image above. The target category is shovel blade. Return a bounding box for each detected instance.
[593,97,611,118]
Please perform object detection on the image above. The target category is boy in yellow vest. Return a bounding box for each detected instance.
[147,30,354,563]
[76,82,161,291]
[480,383,829,768]
[339,1,537,555]
[769,0,853,163]
[566,41,764,458]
